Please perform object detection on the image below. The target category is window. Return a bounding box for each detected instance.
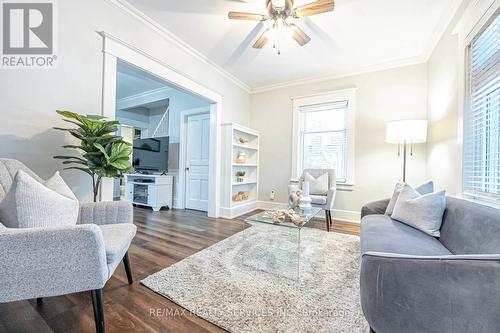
[463,12,500,203]
[292,89,356,185]
[299,102,348,181]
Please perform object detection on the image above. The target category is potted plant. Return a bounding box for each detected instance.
[236,171,246,182]
[53,110,132,202]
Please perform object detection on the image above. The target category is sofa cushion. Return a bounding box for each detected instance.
[99,223,137,276]
[440,197,500,254]
[385,181,434,215]
[310,195,327,205]
[0,170,79,228]
[391,185,446,237]
[361,215,452,256]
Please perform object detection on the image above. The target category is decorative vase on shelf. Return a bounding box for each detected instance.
[236,151,247,164]
[299,181,312,210]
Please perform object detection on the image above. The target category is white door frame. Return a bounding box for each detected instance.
[178,107,211,210]
[100,32,222,218]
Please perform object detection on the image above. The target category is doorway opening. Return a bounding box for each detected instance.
[100,33,222,216]
[114,60,211,212]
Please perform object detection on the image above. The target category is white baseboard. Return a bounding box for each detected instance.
[172,198,182,209]
[256,201,360,224]
[219,200,258,219]
[331,209,360,224]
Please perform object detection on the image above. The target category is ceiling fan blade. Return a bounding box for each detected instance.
[252,30,269,48]
[293,0,335,18]
[228,11,268,21]
[290,24,311,46]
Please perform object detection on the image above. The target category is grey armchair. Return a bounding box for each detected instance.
[289,169,337,231]
[0,159,136,333]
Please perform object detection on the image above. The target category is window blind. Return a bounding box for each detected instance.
[298,101,349,182]
[463,12,500,202]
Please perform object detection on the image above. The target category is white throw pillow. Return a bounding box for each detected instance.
[45,171,78,200]
[391,185,446,237]
[0,170,79,228]
[385,181,434,215]
[304,172,329,195]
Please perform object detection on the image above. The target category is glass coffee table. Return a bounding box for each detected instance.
[243,204,322,281]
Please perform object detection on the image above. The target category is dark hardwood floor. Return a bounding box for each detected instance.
[0,207,360,333]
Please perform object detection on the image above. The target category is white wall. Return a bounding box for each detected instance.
[0,0,251,202]
[251,64,429,220]
[426,25,461,195]
[426,1,486,196]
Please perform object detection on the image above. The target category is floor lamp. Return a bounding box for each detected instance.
[386,120,427,183]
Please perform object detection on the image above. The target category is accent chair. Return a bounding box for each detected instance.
[0,159,136,333]
[289,168,337,231]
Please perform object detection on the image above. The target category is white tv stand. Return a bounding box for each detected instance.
[124,174,173,211]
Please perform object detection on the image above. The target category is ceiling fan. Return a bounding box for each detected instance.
[228,0,335,54]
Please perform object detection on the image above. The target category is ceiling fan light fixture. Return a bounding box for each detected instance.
[271,0,286,8]
[266,24,292,42]
[229,0,335,52]
[266,19,293,54]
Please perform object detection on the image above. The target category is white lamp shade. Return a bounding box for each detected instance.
[386,120,428,143]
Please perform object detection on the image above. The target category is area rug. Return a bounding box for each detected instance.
[141,223,368,333]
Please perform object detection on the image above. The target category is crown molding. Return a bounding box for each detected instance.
[106,0,464,96]
[453,0,498,41]
[250,0,464,94]
[105,0,252,94]
[250,54,428,94]
[419,0,465,61]
[116,86,172,110]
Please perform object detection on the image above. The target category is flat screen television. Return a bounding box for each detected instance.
[132,136,169,174]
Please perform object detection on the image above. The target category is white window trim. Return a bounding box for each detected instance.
[291,88,357,190]
[454,0,499,204]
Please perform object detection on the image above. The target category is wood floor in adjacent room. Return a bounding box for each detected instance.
[0,207,360,333]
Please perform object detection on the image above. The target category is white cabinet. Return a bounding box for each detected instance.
[124,174,173,211]
[220,123,259,218]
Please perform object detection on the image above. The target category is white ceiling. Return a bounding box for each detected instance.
[124,0,462,91]
[116,61,165,100]
[116,60,210,108]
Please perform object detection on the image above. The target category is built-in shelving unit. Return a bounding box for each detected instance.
[220,123,259,218]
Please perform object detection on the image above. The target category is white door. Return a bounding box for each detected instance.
[185,113,210,211]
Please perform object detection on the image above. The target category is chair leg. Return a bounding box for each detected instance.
[91,289,105,333]
[36,297,43,305]
[327,210,332,225]
[325,210,330,232]
[123,251,134,285]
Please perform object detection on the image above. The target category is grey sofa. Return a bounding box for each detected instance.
[0,159,136,333]
[360,196,500,333]
[289,169,337,231]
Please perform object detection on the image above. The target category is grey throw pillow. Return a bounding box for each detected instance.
[385,181,434,215]
[391,185,446,237]
[0,170,79,228]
